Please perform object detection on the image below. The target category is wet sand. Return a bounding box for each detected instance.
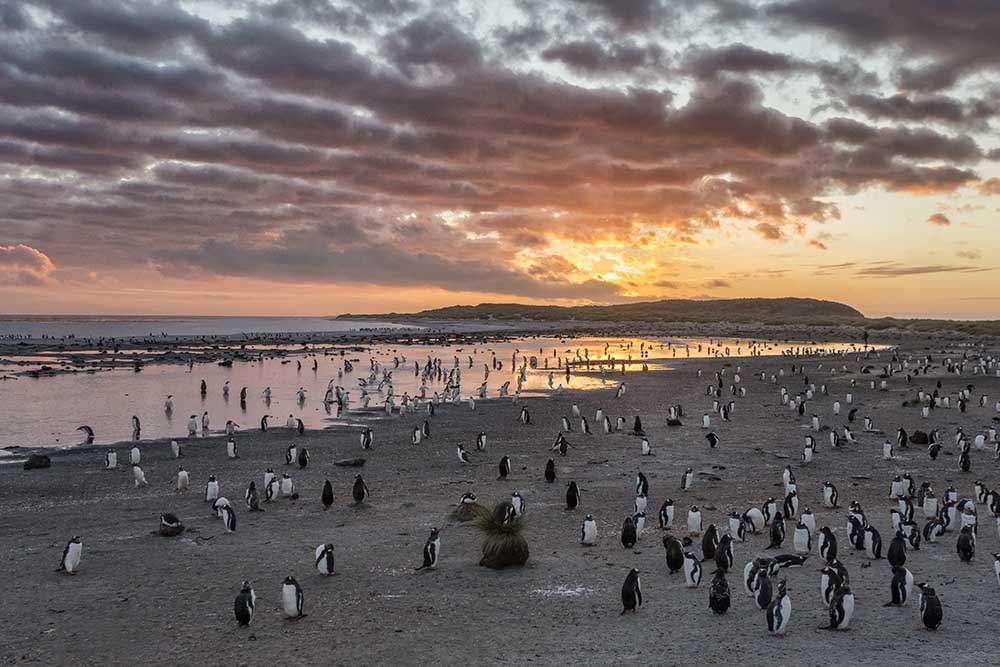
[2,336,999,666]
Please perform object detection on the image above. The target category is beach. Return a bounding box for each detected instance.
[2,332,999,666]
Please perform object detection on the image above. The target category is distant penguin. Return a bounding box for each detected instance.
[281,576,305,619]
[132,464,148,487]
[621,568,642,614]
[767,512,785,549]
[77,425,95,444]
[234,581,255,627]
[580,416,591,434]
[476,431,487,451]
[227,438,238,460]
[177,467,189,492]
[352,474,368,504]
[766,579,792,636]
[315,544,336,576]
[641,436,651,456]
[57,536,82,574]
[565,481,580,510]
[321,480,334,510]
[823,482,839,508]
[864,525,883,559]
[105,450,117,470]
[659,499,675,529]
[621,516,638,548]
[705,432,720,448]
[917,584,942,630]
[220,505,236,533]
[701,524,719,561]
[245,481,261,511]
[171,439,182,459]
[885,566,913,606]
[635,471,649,497]
[729,512,746,542]
[683,551,703,587]
[663,535,684,573]
[130,445,141,466]
[296,447,309,468]
[709,569,731,614]
[205,475,219,502]
[260,415,270,432]
[681,467,694,491]
[818,527,838,563]
[415,528,441,570]
[581,514,598,545]
[887,531,907,568]
[511,491,525,516]
[544,458,556,482]
[280,473,295,498]
[687,505,703,535]
[519,407,530,425]
[498,456,511,480]
[823,585,855,631]
[285,444,296,466]
[793,521,812,554]
[957,526,975,561]
[715,535,734,572]
[361,428,373,450]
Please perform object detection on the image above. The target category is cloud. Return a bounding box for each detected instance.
[807,239,828,250]
[978,178,1000,195]
[0,244,55,285]
[854,263,990,278]
[542,40,664,74]
[703,279,731,288]
[956,249,981,260]
[927,213,951,227]
[753,222,784,240]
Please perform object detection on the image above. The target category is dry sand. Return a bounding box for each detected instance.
[2,338,999,666]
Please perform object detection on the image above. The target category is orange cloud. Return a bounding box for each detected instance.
[927,213,951,226]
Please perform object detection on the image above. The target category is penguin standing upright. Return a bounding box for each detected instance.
[621,568,642,614]
[205,475,219,502]
[544,459,556,483]
[701,524,719,561]
[361,428,373,450]
[352,474,369,504]
[581,514,598,545]
[415,528,441,570]
[885,566,913,606]
[105,450,117,470]
[321,480,334,510]
[177,467,189,493]
[683,551,703,587]
[476,431,487,451]
[793,521,812,554]
[57,536,82,574]
[220,505,236,533]
[663,535,684,573]
[767,512,785,549]
[659,499,675,529]
[818,527,838,563]
[234,581,255,627]
[957,526,976,561]
[715,535,734,572]
[565,481,580,510]
[281,576,305,619]
[766,579,792,636]
[315,544,336,576]
[887,531,907,568]
[864,525,883,559]
[621,516,637,549]
[917,584,943,630]
[709,569,731,614]
[297,448,309,468]
[681,467,694,491]
[227,438,238,460]
[285,444,296,466]
[498,456,511,480]
[519,407,530,425]
[823,585,855,630]
[687,506,703,535]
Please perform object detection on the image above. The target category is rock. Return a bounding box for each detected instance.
[334,458,367,467]
[23,454,51,470]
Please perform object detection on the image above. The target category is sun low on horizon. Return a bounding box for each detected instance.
[0,0,998,320]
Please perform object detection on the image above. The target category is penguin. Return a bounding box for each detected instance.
[57,536,82,574]
[820,566,843,606]
[315,543,336,576]
[245,481,262,511]
[993,553,1000,586]
[634,493,647,515]
[683,551,703,587]
[580,416,591,434]
[818,526,838,563]
[640,436,651,456]
[923,518,945,543]
[457,445,471,465]
[260,415,270,432]
[544,458,556,482]
[793,521,812,554]
[296,419,305,436]
[635,471,649,497]
[823,482,839,509]
[476,431,487,451]
[743,507,765,534]
[511,492,525,516]
[519,407,530,425]
[800,508,816,535]
[581,514,598,545]
[234,581,255,627]
[729,512,746,542]
[421,420,431,439]
[220,505,236,532]
[352,474,368,504]
[176,467,189,493]
[411,427,422,445]
[687,505,703,535]
[705,432,720,448]
[917,583,943,630]
[602,415,612,433]
[321,480,333,510]
[762,497,778,525]
[265,474,279,503]
[105,450,117,469]
[701,524,719,561]
[659,499,674,529]
[281,576,305,619]
[959,449,971,472]
[415,528,441,570]
[204,475,219,502]
[957,525,975,561]
[715,535,734,572]
[171,440,181,459]
[227,438,238,460]
[755,574,774,610]
[766,579,792,637]
[130,445,141,466]
[822,585,855,631]
[887,531,907,568]
[864,525,883,559]
[621,568,642,614]
[132,464,148,487]
[497,456,511,480]
[885,566,913,606]
[783,490,799,519]
[709,569,731,614]
[361,428,373,450]
[561,416,572,431]
[285,444,296,466]
[621,516,637,549]
[565,481,580,511]
[766,512,785,549]
[681,467,694,491]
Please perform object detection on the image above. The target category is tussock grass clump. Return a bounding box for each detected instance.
[472,501,529,569]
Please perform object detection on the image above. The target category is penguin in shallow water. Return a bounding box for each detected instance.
[709,569,731,614]
[565,481,580,510]
[321,480,333,510]
[415,528,441,570]
[234,581,255,627]
[315,543,336,576]
[683,551,703,587]
[621,568,642,614]
[885,566,913,606]
[497,456,511,480]
[766,579,792,636]
[57,536,82,574]
[282,576,305,619]
[352,474,368,504]
[822,584,854,631]
[917,584,942,630]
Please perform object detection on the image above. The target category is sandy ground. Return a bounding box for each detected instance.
[2,337,999,666]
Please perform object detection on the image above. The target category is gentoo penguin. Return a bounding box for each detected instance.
[702,413,711,429]
[634,493,647,515]
[519,407,530,425]
[802,440,814,464]
[783,490,799,518]
[683,551,703,587]
[864,525,883,559]
[176,467,189,492]
[767,512,785,549]
[234,581,255,627]
[993,553,1000,586]
[220,505,236,532]
[415,528,441,570]
[743,507,765,534]
[635,471,649,497]
[641,436,651,456]
[187,414,198,437]
[762,497,778,525]
[260,415,270,432]
[322,480,333,510]
[421,420,430,439]
[565,481,580,510]
[659,499,675,529]
[793,521,812,554]
[621,568,642,614]
[280,473,295,498]
[315,544,336,576]
[132,464,148,487]
[800,508,815,535]
[227,438,238,460]
[957,525,976,561]
[602,415,612,433]
[660,535,683,573]
[245,481,261,511]
[544,458,556,482]
[57,536,82,574]
[130,445,141,466]
[561,416,572,431]
[511,491,525,516]
[705,432,720,448]
[105,450,117,470]
[361,428,373,450]
[755,573,774,610]
[885,566,913,606]
[281,576,305,619]
[923,518,945,543]
[917,583,943,630]
[286,414,296,430]
[681,467,694,491]
[205,475,219,502]
[709,569,731,614]
[715,535,735,572]
[296,419,305,436]
[729,512,746,542]
[766,579,792,637]
[819,566,843,606]
[171,440,181,459]
[823,585,855,630]
[883,440,894,460]
[701,524,719,561]
[621,516,638,549]
[457,445,472,465]
[580,416,591,434]
[581,514,598,545]
[818,527,838,563]
[476,431,487,451]
[411,427,422,445]
[887,531,907,568]
[823,482,839,508]
[571,404,581,417]
[497,456,511,480]
[285,444,296,466]
[265,474,279,503]
[687,505,703,535]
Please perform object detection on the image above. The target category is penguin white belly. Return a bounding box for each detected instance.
[582,523,597,545]
[64,543,82,573]
[775,596,791,633]
[793,528,810,554]
[281,478,294,496]
[282,585,299,617]
[839,594,854,628]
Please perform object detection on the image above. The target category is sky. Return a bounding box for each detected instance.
[0,0,998,319]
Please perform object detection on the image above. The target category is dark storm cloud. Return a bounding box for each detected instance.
[541,40,664,73]
[568,0,668,33]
